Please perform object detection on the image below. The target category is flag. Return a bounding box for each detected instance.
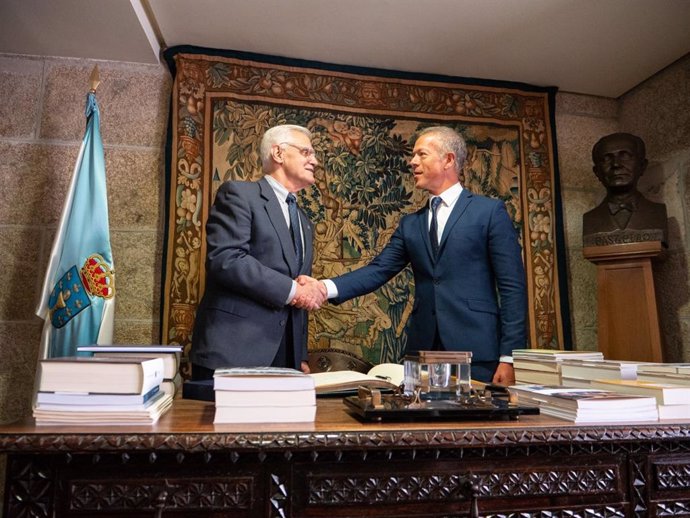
[35,91,115,358]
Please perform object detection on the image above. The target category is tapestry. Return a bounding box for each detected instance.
[162,46,569,376]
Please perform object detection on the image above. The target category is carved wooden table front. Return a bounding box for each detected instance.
[1,399,690,517]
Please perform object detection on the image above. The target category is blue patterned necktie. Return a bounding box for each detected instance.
[286,193,303,271]
[429,196,442,258]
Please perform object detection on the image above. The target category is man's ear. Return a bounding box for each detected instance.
[444,152,456,171]
[271,144,284,164]
[639,158,649,175]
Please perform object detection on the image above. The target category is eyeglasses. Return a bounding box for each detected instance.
[279,142,317,158]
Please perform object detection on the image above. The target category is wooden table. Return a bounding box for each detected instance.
[2,399,690,517]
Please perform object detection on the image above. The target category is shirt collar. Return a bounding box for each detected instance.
[430,182,463,208]
[265,174,290,202]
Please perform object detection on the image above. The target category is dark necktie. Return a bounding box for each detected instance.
[286,193,303,271]
[429,196,442,258]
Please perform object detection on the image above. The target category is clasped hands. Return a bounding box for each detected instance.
[290,275,327,311]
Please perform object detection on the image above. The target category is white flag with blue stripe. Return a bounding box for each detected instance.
[36,91,115,358]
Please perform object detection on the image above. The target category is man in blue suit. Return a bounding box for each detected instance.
[303,126,526,384]
[190,125,326,380]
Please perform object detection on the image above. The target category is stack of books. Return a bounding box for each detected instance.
[77,344,183,397]
[512,349,604,385]
[213,367,316,424]
[34,356,173,425]
[560,359,639,388]
[510,384,658,424]
[589,378,690,421]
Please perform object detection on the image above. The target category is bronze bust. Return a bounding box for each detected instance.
[582,133,667,247]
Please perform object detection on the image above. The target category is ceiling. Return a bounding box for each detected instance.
[1,0,689,98]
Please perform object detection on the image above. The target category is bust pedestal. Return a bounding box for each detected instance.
[583,241,664,362]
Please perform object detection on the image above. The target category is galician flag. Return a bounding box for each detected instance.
[36,88,115,358]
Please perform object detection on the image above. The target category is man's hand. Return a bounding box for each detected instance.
[290,276,326,310]
[300,361,310,374]
[492,362,515,386]
[296,275,327,294]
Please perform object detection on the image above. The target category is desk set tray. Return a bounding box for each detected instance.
[343,394,539,422]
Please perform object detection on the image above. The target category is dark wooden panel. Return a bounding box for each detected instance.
[3,400,690,517]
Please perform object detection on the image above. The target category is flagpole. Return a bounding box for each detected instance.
[87,64,117,347]
[89,65,100,93]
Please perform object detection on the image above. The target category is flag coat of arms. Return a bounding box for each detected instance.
[36,91,115,358]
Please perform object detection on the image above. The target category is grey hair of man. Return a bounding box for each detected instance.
[418,126,468,173]
[260,124,313,171]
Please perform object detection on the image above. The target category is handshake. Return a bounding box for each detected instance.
[290,275,328,311]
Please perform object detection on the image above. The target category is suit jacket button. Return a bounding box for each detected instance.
[434,278,440,286]
[280,320,287,326]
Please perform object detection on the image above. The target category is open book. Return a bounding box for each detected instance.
[310,363,404,395]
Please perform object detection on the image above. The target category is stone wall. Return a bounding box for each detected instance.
[619,54,690,361]
[553,92,619,350]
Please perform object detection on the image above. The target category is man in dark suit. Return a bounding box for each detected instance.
[582,133,667,247]
[190,125,325,380]
[301,126,527,384]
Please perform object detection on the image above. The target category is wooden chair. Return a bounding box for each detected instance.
[307,348,374,374]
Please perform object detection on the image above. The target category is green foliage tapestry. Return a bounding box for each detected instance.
[162,46,569,377]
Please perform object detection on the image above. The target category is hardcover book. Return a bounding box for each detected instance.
[636,363,690,375]
[514,368,561,385]
[38,356,164,395]
[215,389,316,407]
[160,373,183,397]
[76,345,183,353]
[36,386,161,406]
[658,404,690,421]
[213,367,315,391]
[512,349,604,361]
[35,391,168,413]
[512,350,604,380]
[636,371,690,387]
[559,359,639,383]
[77,345,182,379]
[213,404,316,424]
[590,378,690,405]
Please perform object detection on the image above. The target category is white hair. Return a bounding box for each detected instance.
[260,125,312,170]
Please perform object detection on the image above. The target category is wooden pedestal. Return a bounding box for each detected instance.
[583,241,664,362]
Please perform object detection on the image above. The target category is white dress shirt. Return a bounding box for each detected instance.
[428,182,462,242]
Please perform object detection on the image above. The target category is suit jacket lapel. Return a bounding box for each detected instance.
[259,177,299,275]
[438,189,472,255]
